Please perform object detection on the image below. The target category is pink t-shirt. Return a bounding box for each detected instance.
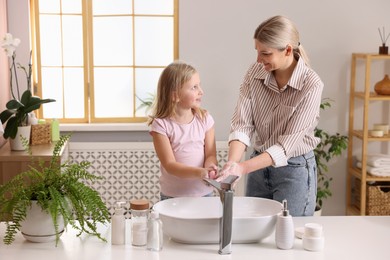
[150,113,215,197]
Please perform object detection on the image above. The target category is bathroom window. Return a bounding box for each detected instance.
[31,0,178,123]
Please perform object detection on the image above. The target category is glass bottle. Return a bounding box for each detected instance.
[147,211,163,251]
[130,199,149,246]
[111,201,126,245]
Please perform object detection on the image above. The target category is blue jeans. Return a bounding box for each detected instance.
[246,150,317,216]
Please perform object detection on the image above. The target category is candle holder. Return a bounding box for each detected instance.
[379,44,388,55]
[378,27,390,55]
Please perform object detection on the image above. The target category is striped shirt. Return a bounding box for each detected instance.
[229,56,324,167]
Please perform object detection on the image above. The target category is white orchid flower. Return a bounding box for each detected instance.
[1,33,21,57]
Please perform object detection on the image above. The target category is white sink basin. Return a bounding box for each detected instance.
[153,196,282,244]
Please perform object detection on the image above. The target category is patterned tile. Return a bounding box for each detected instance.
[69,143,229,217]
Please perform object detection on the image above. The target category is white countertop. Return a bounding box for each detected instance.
[1,216,389,260]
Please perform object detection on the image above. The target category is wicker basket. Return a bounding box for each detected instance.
[354,179,390,215]
[30,124,51,145]
[366,185,390,215]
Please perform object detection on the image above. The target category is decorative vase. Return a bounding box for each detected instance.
[374,74,390,95]
[20,201,65,243]
[9,125,32,151]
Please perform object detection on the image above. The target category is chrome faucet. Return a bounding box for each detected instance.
[203,175,239,255]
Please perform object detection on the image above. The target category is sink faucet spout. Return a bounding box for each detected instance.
[203,175,239,255]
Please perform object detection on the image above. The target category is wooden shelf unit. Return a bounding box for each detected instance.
[346,53,390,215]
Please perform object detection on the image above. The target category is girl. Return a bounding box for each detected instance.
[148,61,218,200]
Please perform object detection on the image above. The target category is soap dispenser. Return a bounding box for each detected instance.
[111,201,126,245]
[275,199,294,249]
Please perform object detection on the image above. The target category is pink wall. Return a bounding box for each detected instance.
[0,0,9,147]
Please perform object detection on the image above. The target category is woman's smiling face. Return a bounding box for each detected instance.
[255,40,286,72]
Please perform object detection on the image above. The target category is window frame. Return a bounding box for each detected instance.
[30,0,178,123]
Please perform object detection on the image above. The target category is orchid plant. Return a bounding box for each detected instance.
[1,33,28,100]
[0,33,55,139]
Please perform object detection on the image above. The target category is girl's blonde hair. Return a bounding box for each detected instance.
[147,61,206,126]
[254,15,310,66]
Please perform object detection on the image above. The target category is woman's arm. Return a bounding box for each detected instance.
[218,140,273,180]
[151,131,208,179]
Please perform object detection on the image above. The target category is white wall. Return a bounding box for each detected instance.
[179,0,390,216]
[6,0,390,215]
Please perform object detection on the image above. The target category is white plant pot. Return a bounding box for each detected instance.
[20,201,65,243]
[9,125,31,151]
[313,207,322,216]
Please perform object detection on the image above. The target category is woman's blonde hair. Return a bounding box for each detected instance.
[147,61,206,126]
[254,15,310,66]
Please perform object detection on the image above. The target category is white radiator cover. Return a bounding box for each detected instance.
[68,141,246,215]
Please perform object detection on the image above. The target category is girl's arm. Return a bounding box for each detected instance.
[151,131,209,179]
[203,126,218,178]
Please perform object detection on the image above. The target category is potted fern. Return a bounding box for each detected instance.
[314,99,348,212]
[0,134,110,245]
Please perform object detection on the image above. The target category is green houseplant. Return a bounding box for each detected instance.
[136,92,155,114]
[314,99,348,210]
[0,33,55,139]
[0,134,110,245]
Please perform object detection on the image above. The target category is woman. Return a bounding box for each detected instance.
[219,15,324,216]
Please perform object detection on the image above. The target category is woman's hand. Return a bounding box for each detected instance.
[216,161,244,184]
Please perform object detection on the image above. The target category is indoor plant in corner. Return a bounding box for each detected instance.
[0,33,55,150]
[0,134,110,245]
[314,99,348,214]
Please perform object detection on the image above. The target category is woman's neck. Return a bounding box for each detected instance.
[273,56,297,89]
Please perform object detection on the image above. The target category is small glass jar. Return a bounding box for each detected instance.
[130,199,149,246]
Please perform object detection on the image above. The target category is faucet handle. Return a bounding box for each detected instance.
[222,175,239,185]
[203,175,239,191]
[203,178,222,190]
[220,175,239,190]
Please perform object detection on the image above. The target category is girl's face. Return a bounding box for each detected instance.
[177,72,203,109]
[255,40,288,72]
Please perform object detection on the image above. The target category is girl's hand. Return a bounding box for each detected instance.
[206,164,219,179]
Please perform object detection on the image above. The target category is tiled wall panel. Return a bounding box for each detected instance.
[68,142,240,216]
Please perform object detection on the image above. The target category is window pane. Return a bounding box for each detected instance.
[62,0,81,14]
[135,68,162,117]
[135,17,173,66]
[38,0,60,13]
[92,0,132,15]
[134,0,174,15]
[64,68,85,118]
[93,17,133,66]
[94,68,133,117]
[63,16,83,66]
[39,15,62,66]
[42,68,63,119]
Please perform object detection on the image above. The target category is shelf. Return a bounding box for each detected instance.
[353,92,390,101]
[347,53,390,216]
[352,130,390,141]
[348,167,390,182]
[353,53,390,60]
